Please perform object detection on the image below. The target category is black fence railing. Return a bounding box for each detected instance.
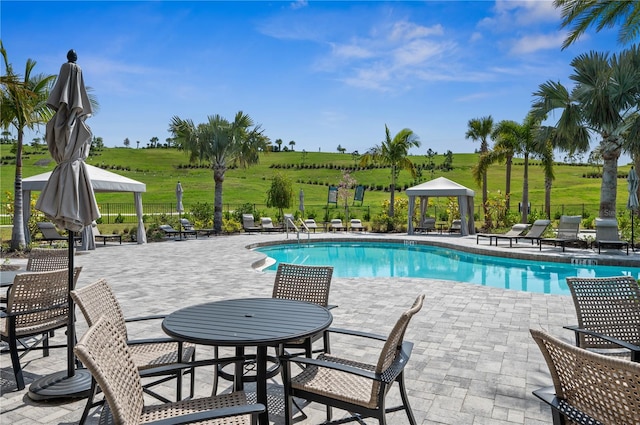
[0,202,630,227]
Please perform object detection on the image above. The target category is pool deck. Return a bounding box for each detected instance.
[1,231,638,424]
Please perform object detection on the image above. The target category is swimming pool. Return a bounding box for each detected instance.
[255,241,640,295]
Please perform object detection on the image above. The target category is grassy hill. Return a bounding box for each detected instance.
[0,144,634,224]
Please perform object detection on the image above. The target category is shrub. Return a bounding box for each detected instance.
[114,213,125,224]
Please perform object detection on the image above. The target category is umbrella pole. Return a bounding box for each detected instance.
[27,231,92,400]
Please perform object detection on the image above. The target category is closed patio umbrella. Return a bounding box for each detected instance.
[29,50,98,400]
[628,166,639,251]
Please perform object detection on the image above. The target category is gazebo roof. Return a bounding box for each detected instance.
[405,177,474,197]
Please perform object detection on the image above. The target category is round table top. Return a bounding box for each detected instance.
[162,297,333,346]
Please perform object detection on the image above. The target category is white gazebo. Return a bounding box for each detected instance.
[406,177,476,236]
[22,164,147,244]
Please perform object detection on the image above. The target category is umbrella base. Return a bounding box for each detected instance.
[27,369,92,400]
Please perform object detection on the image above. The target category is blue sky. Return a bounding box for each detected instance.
[2,1,623,158]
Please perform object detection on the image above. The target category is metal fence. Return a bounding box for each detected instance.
[0,201,626,226]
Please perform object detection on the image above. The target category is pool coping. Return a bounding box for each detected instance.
[246,234,640,269]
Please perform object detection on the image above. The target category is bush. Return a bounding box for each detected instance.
[114,213,125,224]
[222,217,242,234]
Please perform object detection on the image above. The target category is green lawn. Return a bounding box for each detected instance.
[1,144,635,223]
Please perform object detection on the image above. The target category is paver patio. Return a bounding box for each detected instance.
[1,231,637,424]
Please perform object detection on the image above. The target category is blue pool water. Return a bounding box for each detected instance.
[255,241,640,295]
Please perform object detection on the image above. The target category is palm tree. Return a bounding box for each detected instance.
[359,125,420,217]
[170,111,268,233]
[465,116,494,224]
[288,140,295,151]
[531,47,640,219]
[554,0,640,49]
[1,42,56,250]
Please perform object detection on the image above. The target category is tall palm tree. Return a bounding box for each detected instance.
[465,116,494,223]
[554,0,640,49]
[359,125,420,217]
[170,111,268,233]
[1,42,56,250]
[531,47,640,218]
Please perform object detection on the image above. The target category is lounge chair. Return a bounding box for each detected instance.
[74,316,264,425]
[1,268,81,390]
[591,218,629,254]
[303,218,318,232]
[280,294,424,425]
[158,224,185,239]
[329,218,346,232]
[180,218,216,237]
[260,217,283,232]
[349,218,365,231]
[242,214,262,233]
[530,328,640,425]
[564,276,640,362]
[448,219,462,233]
[36,221,81,245]
[71,278,197,423]
[539,215,582,251]
[511,219,551,245]
[415,217,436,233]
[476,223,529,246]
[91,226,122,245]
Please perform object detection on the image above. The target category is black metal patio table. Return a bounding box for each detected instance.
[162,297,333,425]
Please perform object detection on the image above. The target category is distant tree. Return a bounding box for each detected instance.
[442,150,454,171]
[266,172,293,221]
[466,116,494,223]
[31,137,41,149]
[531,47,640,218]
[124,137,130,148]
[136,140,140,149]
[337,144,346,154]
[554,0,640,49]
[289,140,295,151]
[149,136,159,148]
[166,137,173,148]
[337,170,357,211]
[170,111,268,233]
[426,148,437,179]
[359,124,420,217]
[275,138,283,152]
[1,130,13,144]
[1,41,57,250]
[92,136,104,151]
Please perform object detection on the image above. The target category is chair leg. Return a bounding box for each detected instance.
[8,336,25,390]
[282,361,294,425]
[79,378,103,425]
[397,372,417,425]
[43,331,50,357]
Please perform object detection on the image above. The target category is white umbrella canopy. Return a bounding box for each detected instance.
[28,50,97,400]
[176,181,184,213]
[35,51,100,231]
[627,167,639,211]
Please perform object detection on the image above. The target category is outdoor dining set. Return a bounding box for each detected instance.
[1,252,426,425]
[2,245,639,424]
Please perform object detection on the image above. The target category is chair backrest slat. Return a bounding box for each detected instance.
[531,328,640,424]
[74,316,144,424]
[26,248,69,272]
[5,268,80,331]
[566,276,640,349]
[71,279,129,340]
[272,263,333,307]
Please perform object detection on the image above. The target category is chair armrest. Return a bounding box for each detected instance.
[281,341,413,384]
[327,327,387,342]
[126,337,181,346]
[327,304,338,310]
[532,386,601,425]
[142,403,266,425]
[563,325,640,360]
[139,356,248,378]
[125,314,166,323]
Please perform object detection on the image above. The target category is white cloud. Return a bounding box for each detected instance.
[510,32,566,54]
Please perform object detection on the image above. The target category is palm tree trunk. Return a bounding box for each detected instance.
[544,176,552,220]
[213,166,225,233]
[521,153,529,224]
[600,149,620,218]
[389,165,396,217]
[10,131,26,250]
